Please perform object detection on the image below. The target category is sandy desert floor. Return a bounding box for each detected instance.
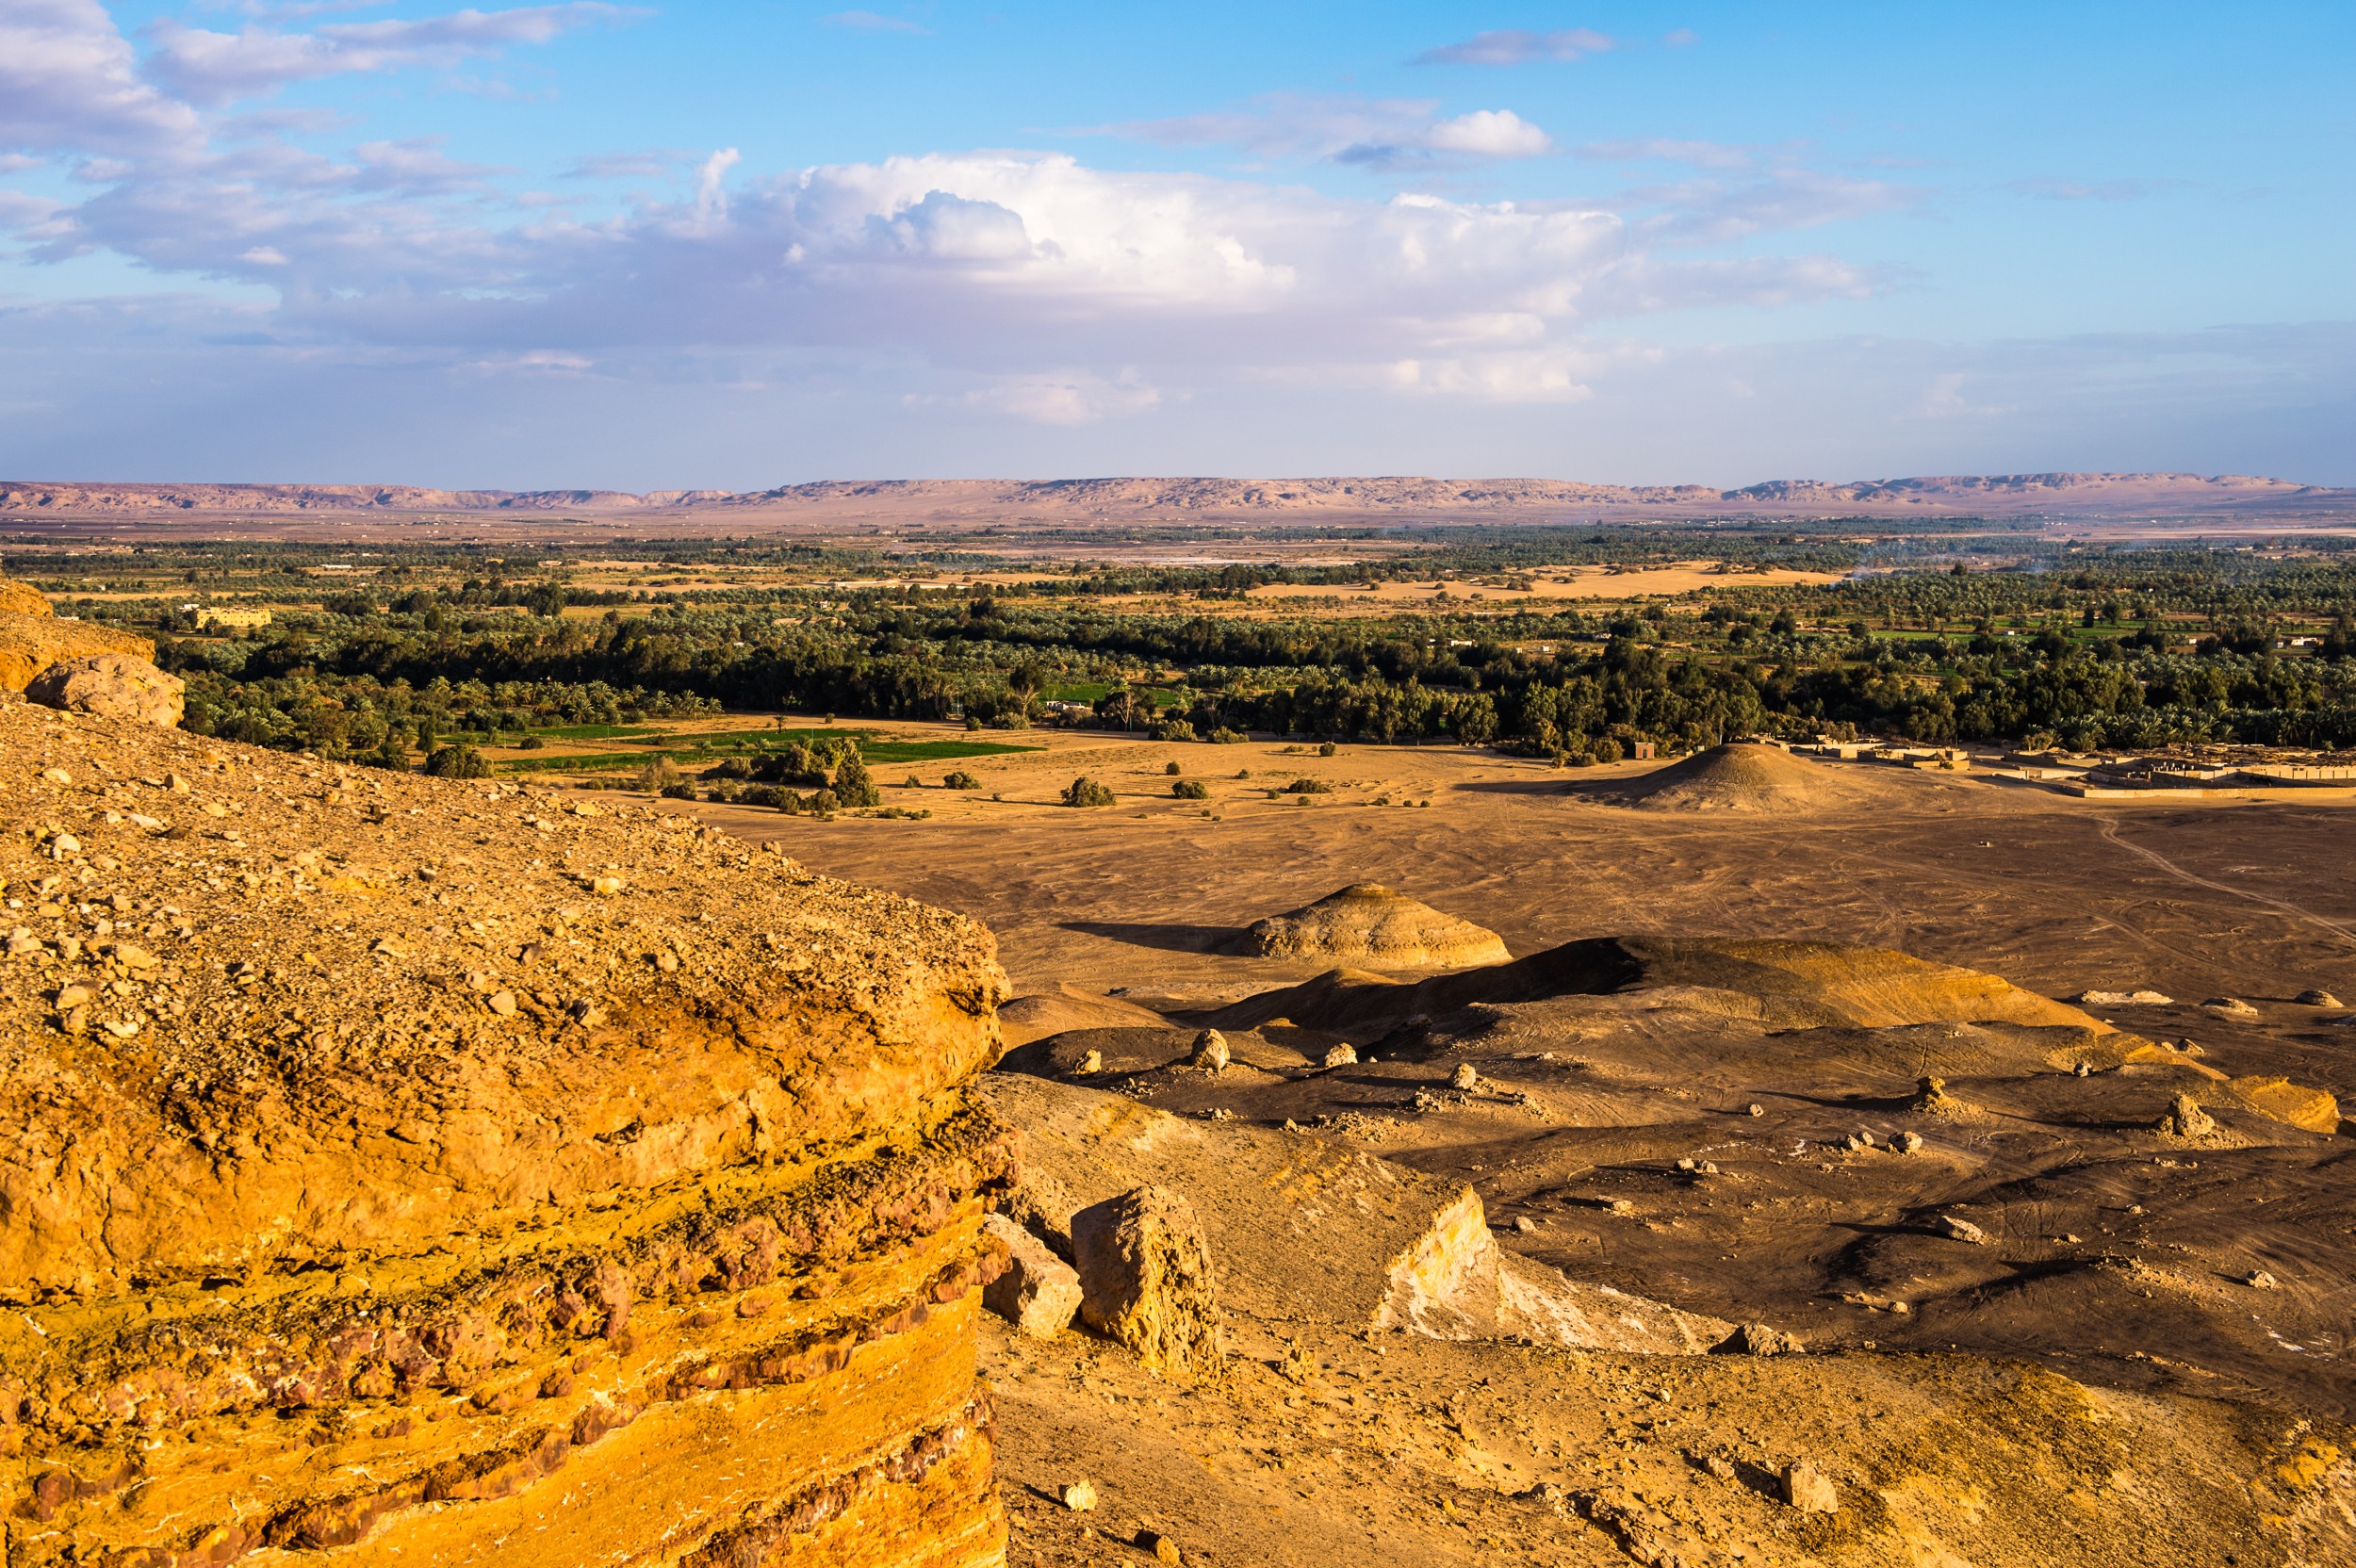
[658,733,2356,1566]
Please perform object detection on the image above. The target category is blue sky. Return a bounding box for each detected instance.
[1,1,2349,488]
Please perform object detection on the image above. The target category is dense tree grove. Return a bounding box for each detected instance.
[37,536,2356,763]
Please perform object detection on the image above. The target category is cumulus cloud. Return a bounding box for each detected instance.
[143,3,640,105]
[1415,28,1612,66]
[1113,94,1554,170]
[0,0,205,155]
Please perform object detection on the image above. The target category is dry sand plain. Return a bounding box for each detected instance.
[652,732,2356,1566]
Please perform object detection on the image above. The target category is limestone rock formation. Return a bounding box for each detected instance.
[0,702,1014,1567]
[0,574,155,692]
[1071,1186,1223,1379]
[982,1215,1083,1338]
[1223,883,1510,969]
[25,651,185,727]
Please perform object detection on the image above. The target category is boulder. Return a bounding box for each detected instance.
[983,1214,1083,1337]
[1781,1462,1840,1513]
[1713,1322,1805,1356]
[25,651,185,727]
[2159,1092,2217,1139]
[1072,1185,1223,1378]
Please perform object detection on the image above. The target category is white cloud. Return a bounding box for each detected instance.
[820,10,929,34]
[952,369,1161,425]
[1578,138,1767,172]
[143,3,640,105]
[1415,28,1612,67]
[1114,93,1555,170]
[1421,109,1551,159]
[0,0,205,155]
[693,146,740,219]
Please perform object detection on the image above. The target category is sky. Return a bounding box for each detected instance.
[0,1,2350,489]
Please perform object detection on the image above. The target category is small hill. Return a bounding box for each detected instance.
[1593,743,1895,813]
[1222,883,1510,969]
[999,983,1171,1047]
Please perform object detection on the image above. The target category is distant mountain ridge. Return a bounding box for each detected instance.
[2,471,2349,521]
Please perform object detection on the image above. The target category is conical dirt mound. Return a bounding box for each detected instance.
[1222,884,1509,969]
[1595,742,1890,813]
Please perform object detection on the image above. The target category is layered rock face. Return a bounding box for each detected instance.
[0,700,1014,1566]
[0,577,155,694]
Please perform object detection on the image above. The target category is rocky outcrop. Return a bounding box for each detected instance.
[25,651,184,727]
[0,702,1014,1567]
[0,575,154,693]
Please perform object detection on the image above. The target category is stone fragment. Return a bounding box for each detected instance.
[1892,1131,1925,1153]
[1140,1531,1184,1565]
[1702,1455,1736,1481]
[1072,1185,1222,1379]
[1935,1213,1990,1245]
[1714,1322,1805,1356]
[1746,1102,1764,1117]
[2076,989,2172,1006]
[1321,1042,1357,1068]
[2295,989,2341,1008]
[590,874,626,896]
[2247,1269,2279,1290]
[2158,1093,2215,1139]
[1450,1062,1479,1091]
[981,1215,1082,1337]
[25,654,185,728]
[1059,1479,1097,1511]
[1188,1028,1229,1071]
[2202,997,2259,1018]
[1781,1462,1839,1513]
[486,990,519,1018]
[1074,1049,1104,1076]
[1513,1216,1538,1234]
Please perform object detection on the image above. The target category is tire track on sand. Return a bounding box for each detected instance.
[2096,817,2356,953]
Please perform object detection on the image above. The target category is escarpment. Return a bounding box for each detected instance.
[0,699,1015,1567]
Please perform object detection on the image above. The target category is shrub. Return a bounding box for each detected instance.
[424,744,489,779]
[1062,776,1116,808]
[832,746,881,808]
[903,775,923,789]
[635,755,681,792]
[1593,739,1625,764]
[659,781,697,800]
[1281,776,1330,794]
[516,735,546,750]
[1151,718,1196,742]
[702,757,752,780]
[1164,760,1183,776]
[1172,779,1208,800]
[943,770,982,790]
[743,784,788,808]
[1317,741,1336,757]
[1206,727,1247,744]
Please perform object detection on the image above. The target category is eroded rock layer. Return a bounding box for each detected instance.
[0,699,1015,1567]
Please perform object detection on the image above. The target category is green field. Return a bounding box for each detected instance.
[495,730,1039,773]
